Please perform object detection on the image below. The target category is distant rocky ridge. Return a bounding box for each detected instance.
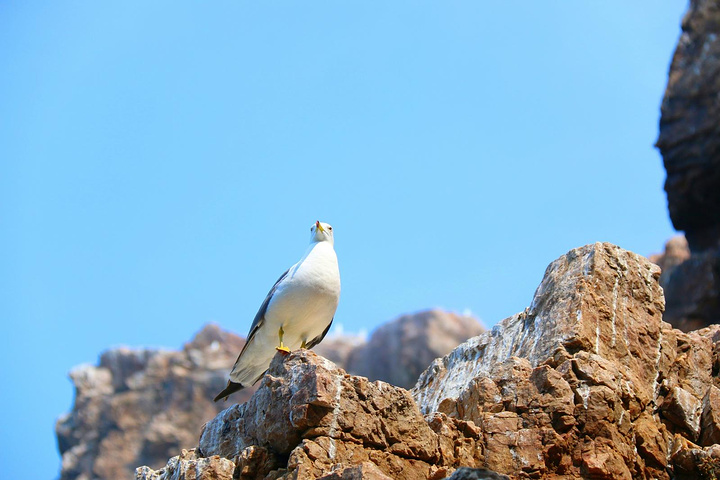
[136,243,720,479]
[56,310,483,480]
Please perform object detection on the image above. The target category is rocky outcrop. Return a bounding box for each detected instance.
[653,0,720,333]
[138,243,720,479]
[650,236,720,331]
[414,243,720,479]
[656,0,720,253]
[57,312,480,480]
[56,324,256,480]
[346,310,485,389]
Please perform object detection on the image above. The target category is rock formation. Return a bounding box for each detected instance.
[656,0,720,253]
[654,0,720,332]
[650,236,720,332]
[137,243,720,479]
[345,310,485,389]
[57,311,480,480]
[56,324,255,480]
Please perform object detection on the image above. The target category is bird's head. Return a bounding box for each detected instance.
[310,220,334,245]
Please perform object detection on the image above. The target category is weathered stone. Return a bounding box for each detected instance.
[656,0,720,251]
[59,310,480,480]
[652,238,720,332]
[197,349,484,480]
[700,385,720,446]
[443,467,510,480]
[135,449,235,480]
[316,462,393,480]
[659,386,702,440]
[346,310,484,389]
[58,324,254,480]
[412,243,719,479]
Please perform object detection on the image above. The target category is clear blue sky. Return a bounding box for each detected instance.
[1,1,686,478]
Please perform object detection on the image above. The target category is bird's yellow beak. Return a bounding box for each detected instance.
[315,220,325,233]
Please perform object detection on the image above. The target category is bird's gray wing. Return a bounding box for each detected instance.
[232,268,291,363]
[305,317,334,349]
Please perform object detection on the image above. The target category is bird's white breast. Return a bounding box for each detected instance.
[262,241,340,345]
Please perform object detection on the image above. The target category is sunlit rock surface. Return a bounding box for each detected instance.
[138,243,720,479]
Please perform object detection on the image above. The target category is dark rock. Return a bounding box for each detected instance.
[443,467,510,480]
[650,236,720,331]
[656,0,720,251]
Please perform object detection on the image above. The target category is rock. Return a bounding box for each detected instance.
[316,462,393,480]
[652,0,720,333]
[442,467,510,480]
[700,385,720,446]
[135,449,235,480]
[345,310,484,389]
[57,324,257,480]
[651,238,720,332]
[656,0,720,252]
[58,310,481,480]
[648,235,690,276]
[195,349,483,480]
[412,242,720,479]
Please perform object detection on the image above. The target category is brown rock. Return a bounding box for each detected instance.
[654,242,720,332]
[57,324,256,480]
[136,449,235,480]
[700,385,720,446]
[413,242,719,479]
[316,462,393,480]
[345,310,484,389]
[197,350,483,480]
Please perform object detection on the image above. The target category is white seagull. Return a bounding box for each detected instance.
[214,221,341,401]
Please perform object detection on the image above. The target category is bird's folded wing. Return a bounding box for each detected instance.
[232,267,292,367]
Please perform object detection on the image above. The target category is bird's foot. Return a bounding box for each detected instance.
[276,345,291,354]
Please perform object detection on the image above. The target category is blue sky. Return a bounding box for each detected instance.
[1,1,686,478]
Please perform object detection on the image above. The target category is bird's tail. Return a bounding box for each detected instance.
[213,380,244,402]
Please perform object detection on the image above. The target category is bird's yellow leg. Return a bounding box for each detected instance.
[301,340,307,349]
[276,326,291,353]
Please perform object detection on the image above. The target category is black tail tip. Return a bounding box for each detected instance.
[213,380,244,402]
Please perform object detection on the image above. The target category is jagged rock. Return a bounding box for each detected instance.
[134,241,720,480]
[648,235,691,277]
[651,237,720,331]
[194,349,483,480]
[656,0,720,252]
[443,467,510,480]
[345,310,484,389]
[135,449,235,480]
[59,312,479,480]
[57,324,256,480]
[412,242,720,479]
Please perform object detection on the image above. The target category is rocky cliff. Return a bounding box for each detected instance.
[655,0,720,331]
[56,310,482,480]
[136,243,720,480]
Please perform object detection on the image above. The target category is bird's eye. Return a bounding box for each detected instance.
[328,226,332,231]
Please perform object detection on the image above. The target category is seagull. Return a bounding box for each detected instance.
[214,221,341,401]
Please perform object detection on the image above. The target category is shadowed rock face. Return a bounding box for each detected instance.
[137,243,720,480]
[650,236,720,332]
[656,0,720,252]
